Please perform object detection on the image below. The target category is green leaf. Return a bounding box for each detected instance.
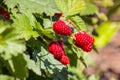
[5,0,59,16]
[0,75,18,80]
[70,16,88,31]
[13,14,39,40]
[68,66,86,80]
[79,57,87,68]
[80,1,98,16]
[43,19,52,29]
[55,0,85,16]
[27,70,46,80]
[24,11,37,29]
[54,67,68,80]
[43,29,55,39]
[68,53,78,67]
[35,21,55,40]
[9,54,28,79]
[54,0,67,15]
[0,21,25,60]
[39,47,64,73]
[23,54,41,76]
[0,22,10,34]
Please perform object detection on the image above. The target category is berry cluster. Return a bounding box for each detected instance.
[74,31,94,52]
[0,8,10,20]
[48,40,70,65]
[48,18,94,66]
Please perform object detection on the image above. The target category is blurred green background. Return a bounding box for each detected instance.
[80,0,120,80]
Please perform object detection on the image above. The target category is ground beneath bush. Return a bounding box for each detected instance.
[85,29,120,80]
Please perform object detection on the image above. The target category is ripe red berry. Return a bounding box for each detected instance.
[48,41,65,60]
[0,8,10,20]
[53,20,72,36]
[60,55,70,65]
[74,31,94,52]
[3,12,10,20]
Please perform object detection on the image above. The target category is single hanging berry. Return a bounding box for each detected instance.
[60,55,70,65]
[73,31,94,52]
[48,41,65,60]
[0,8,10,20]
[53,20,72,36]
[48,40,70,65]
[3,12,10,20]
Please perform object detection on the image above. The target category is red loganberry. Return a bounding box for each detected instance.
[74,31,94,45]
[3,12,10,20]
[74,31,94,52]
[60,55,70,65]
[53,20,72,36]
[48,41,65,60]
[0,8,10,20]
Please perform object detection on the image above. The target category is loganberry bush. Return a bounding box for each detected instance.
[0,0,98,80]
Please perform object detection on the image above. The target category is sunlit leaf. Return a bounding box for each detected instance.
[38,47,65,74]
[70,16,88,31]
[13,14,39,40]
[80,1,98,16]
[23,54,41,76]
[55,0,85,16]
[0,75,19,80]
[0,21,25,60]
[5,0,59,16]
